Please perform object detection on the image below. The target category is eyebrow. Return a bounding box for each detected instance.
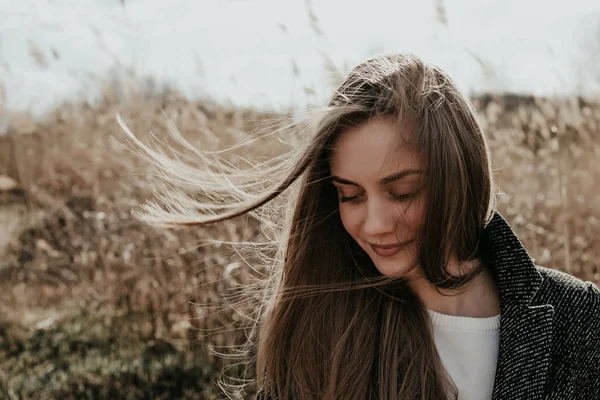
[330,169,424,187]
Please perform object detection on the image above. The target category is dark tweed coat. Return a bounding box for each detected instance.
[256,211,600,399]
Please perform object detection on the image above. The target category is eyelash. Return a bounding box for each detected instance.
[339,193,413,204]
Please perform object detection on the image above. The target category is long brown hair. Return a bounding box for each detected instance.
[119,53,495,399]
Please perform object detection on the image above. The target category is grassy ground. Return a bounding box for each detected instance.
[0,312,215,399]
[0,90,598,399]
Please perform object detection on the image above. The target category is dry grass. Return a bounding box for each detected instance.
[473,94,600,280]
[0,84,278,398]
[0,87,599,398]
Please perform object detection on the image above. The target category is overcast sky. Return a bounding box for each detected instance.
[1,0,600,115]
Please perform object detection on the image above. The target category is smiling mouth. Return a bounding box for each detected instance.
[369,240,413,257]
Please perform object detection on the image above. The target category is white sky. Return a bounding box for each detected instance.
[1,0,600,115]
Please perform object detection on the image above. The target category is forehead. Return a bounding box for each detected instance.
[330,116,422,179]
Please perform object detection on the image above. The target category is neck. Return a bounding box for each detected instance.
[407,258,501,318]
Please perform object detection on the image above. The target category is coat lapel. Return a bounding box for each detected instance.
[482,212,555,400]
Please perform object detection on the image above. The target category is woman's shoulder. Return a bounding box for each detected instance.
[533,266,599,393]
[533,265,599,328]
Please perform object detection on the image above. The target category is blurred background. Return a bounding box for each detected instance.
[1,0,599,399]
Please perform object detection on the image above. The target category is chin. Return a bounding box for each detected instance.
[375,266,411,278]
[372,258,416,279]
[365,244,418,275]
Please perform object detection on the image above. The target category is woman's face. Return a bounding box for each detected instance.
[330,116,426,278]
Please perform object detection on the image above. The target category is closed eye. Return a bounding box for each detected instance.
[391,193,413,201]
[338,192,414,204]
[339,195,360,203]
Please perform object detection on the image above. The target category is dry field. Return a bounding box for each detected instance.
[0,88,598,399]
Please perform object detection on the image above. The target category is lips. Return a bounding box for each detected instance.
[369,240,413,257]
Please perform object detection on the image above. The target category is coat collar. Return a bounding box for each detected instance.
[481,211,555,399]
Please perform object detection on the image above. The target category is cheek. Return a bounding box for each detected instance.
[402,197,426,232]
[337,195,426,239]
[338,206,361,239]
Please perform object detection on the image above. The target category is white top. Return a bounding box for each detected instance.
[427,309,501,400]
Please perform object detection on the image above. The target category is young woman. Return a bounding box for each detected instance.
[120,54,599,399]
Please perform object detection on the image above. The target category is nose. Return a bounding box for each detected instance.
[362,198,397,238]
